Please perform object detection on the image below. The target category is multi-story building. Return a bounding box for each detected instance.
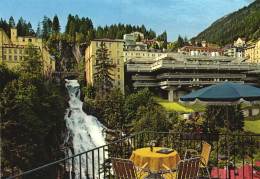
[124,33,147,51]
[124,49,171,63]
[179,46,224,56]
[234,38,246,47]
[126,53,260,102]
[85,38,125,93]
[0,28,55,74]
[224,47,244,57]
[245,39,260,63]
[201,41,220,48]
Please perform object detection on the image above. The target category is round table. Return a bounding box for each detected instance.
[130,147,180,173]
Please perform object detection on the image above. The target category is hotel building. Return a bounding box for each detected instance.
[0,28,55,74]
[245,39,260,63]
[85,39,125,93]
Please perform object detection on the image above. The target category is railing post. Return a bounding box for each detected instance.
[92,150,95,179]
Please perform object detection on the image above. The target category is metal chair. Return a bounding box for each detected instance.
[162,157,202,179]
[111,158,149,179]
[184,142,211,179]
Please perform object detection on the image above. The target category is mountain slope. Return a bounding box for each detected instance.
[194,0,260,46]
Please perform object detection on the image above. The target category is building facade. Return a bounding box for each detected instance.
[224,47,244,57]
[124,49,170,63]
[234,38,246,47]
[0,28,55,74]
[245,39,260,63]
[179,46,224,56]
[85,39,125,93]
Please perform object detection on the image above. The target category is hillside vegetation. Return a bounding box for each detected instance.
[194,0,260,46]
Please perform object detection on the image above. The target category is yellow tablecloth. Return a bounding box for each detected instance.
[130,147,180,173]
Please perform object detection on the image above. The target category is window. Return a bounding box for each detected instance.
[117,43,119,48]
[9,56,12,60]
[131,53,133,56]
[96,42,98,47]
[104,43,107,47]
[96,59,99,65]
[148,54,149,56]
[117,68,120,72]
[23,38,25,42]
[126,53,127,55]
[118,81,120,85]
[14,49,17,54]
[143,53,145,56]
[118,75,120,79]
[117,59,120,65]
[3,49,6,54]
[3,55,6,60]
[14,56,17,60]
[109,43,111,48]
[117,51,120,56]
[20,56,23,61]
[109,51,112,55]
[9,49,12,53]
[20,49,22,54]
[111,59,114,64]
[28,39,32,42]
[136,53,140,56]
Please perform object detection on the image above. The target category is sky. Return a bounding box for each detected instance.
[0,0,255,42]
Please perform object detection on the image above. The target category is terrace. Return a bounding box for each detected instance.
[7,131,260,179]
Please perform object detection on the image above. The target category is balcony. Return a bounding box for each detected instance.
[7,132,260,179]
[126,60,260,72]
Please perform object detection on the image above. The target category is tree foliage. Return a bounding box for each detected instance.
[16,17,35,36]
[204,105,245,133]
[0,45,65,175]
[195,0,260,45]
[103,87,125,129]
[52,14,60,33]
[94,41,114,102]
[133,100,170,133]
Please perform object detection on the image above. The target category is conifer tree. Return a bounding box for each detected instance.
[52,14,60,33]
[93,41,114,102]
[8,16,15,27]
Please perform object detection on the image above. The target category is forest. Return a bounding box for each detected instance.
[194,0,260,46]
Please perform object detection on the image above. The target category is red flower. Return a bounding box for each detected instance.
[196,127,201,134]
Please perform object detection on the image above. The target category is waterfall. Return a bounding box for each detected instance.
[64,79,106,178]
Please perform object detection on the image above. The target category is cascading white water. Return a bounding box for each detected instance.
[64,79,106,178]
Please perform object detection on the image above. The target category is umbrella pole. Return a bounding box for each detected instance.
[226,107,231,178]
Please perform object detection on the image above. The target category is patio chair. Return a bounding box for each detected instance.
[111,158,149,179]
[162,157,202,179]
[184,142,211,179]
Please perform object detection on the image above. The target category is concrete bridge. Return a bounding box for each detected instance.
[47,72,81,84]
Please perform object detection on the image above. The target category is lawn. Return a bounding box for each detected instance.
[244,120,260,134]
[159,102,194,113]
[153,96,205,113]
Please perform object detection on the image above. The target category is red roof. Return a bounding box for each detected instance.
[211,165,260,179]
[180,46,223,52]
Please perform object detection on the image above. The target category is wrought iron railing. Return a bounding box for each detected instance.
[6,132,260,179]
